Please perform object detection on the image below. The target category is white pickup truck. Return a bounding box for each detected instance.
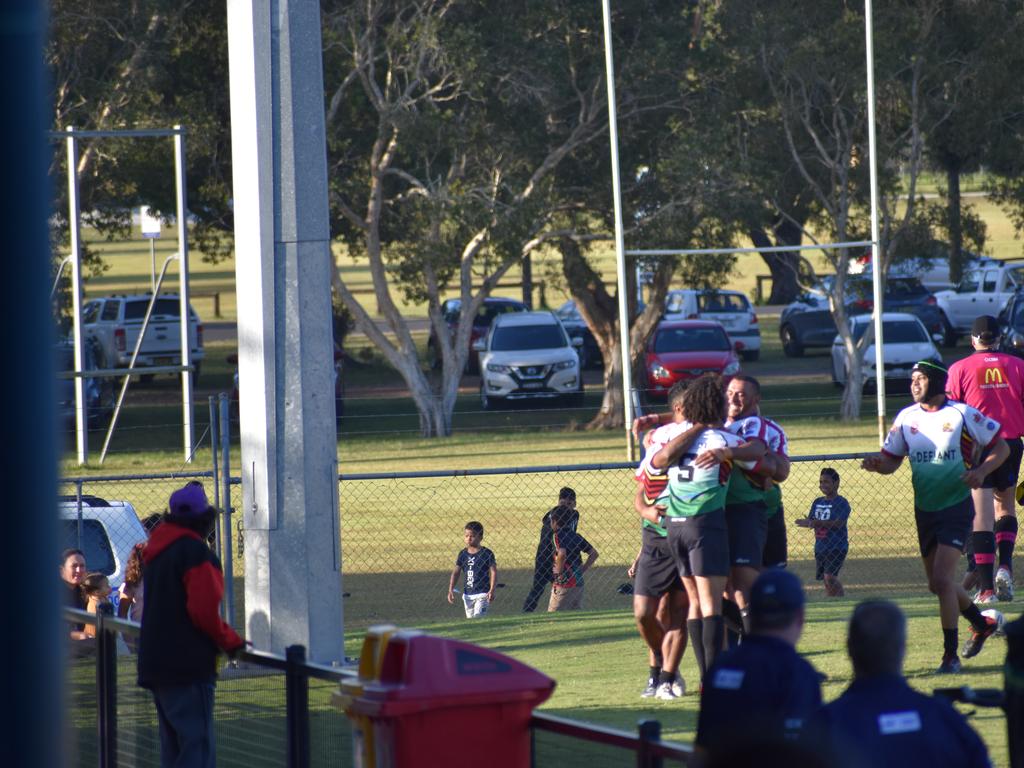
[934,261,1024,344]
[82,294,204,382]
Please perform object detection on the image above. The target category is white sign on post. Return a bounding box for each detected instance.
[139,206,162,239]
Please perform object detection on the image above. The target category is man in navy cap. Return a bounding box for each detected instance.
[138,482,244,768]
[695,569,822,755]
[803,600,991,768]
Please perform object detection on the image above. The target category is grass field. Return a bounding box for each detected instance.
[67,598,1013,767]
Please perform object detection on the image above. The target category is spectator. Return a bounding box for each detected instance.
[548,505,598,611]
[523,487,578,612]
[803,600,991,768]
[796,468,851,597]
[138,482,243,768]
[447,521,497,618]
[80,572,112,639]
[118,542,146,623]
[696,569,822,756]
[60,548,89,641]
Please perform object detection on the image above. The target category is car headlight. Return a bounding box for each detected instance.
[650,363,670,379]
[487,363,512,374]
[723,360,740,376]
[553,359,577,371]
[1011,330,1024,349]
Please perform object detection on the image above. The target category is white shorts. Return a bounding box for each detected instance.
[463,592,490,618]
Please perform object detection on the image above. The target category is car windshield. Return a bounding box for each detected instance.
[698,293,748,313]
[653,326,730,353]
[885,278,928,297]
[443,301,525,326]
[490,324,567,351]
[852,320,928,344]
[124,298,182,320]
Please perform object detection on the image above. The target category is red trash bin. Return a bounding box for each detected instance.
[344,629,555,768]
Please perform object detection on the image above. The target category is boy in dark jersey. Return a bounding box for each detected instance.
[447,521,497,618]
[548,505,598,611]
[796,467,851,597]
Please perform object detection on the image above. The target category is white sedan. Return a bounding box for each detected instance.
[831,312,942,387]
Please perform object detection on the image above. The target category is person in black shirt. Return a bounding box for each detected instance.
[447,521,497,618]
[803,600,991,768]
[548,505,597,611]
[697,569,822,756]
[522,487,578,612]
[60,548,89,640]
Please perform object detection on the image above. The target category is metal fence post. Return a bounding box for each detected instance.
[96,603,117,768]
[285,645,310,768]
[637,719,661,768]
[219,393,235,625]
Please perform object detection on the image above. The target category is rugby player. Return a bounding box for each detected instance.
[946,314,1024,603]
[636,375,764,680]
[633,380,701,700]
[861,360,1007,672]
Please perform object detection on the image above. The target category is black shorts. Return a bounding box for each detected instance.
[725,501,768,568]
[915,498,974,557]
[666,508,730,578]
[762,505,788,568]
[815,547,848,579]
[634,527,683,597]
[982,437,1023,491]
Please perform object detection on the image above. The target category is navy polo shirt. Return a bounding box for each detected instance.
[696,634,822,750]
[803,674,991,768]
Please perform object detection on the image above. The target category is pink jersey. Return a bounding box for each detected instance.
[946,350,1024,439]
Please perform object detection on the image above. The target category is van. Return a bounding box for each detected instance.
[59,495,149,590]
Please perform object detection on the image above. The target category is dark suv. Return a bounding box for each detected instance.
[427,297,529,373]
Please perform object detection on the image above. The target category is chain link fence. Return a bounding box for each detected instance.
[61,453,954,634]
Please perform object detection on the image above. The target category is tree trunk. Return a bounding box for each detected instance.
[589,348,625,429]
[947,163,965,285]
[750,223,802,305]
[840,356,865,421]
[521,253,533,309]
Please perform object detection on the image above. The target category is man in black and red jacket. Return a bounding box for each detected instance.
[138,482,243,768]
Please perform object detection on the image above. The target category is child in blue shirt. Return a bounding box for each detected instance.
[448,521,497,618]
[795,468,851,597]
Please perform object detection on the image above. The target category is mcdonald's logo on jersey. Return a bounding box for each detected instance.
[984,367,1005,385]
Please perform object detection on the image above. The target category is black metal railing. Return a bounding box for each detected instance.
[65,606,696,768]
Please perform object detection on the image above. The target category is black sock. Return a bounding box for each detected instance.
[649,665,660,682]
[996,516,1018,571]
[740,608,752,636]
[659,670,674,685]
[653,651,664,669]
[943,628,958,657]
[961,603,987,632]
[687,619,706,677]
[972,531,996,591]
[703,616,725,672]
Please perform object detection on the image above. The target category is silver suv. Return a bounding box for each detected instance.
[82,294,204,382]
[474,311,583,410]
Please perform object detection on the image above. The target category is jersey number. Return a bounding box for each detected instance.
[670,452,698,483]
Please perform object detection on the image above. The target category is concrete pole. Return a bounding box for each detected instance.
[226,0,343,662]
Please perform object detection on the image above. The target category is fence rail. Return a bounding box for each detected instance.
[64,607,693,768]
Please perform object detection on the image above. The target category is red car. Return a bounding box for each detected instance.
[644,320,741,399]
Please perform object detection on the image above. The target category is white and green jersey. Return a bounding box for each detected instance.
[636,421,692,535]
[646,428,754,518]
[882,400,1000,512]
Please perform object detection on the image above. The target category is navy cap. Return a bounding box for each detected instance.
[168,483,212,518]
[749,569,805,617]
[972,315,1000,341]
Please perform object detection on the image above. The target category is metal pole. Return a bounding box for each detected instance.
[285,645,311,768]
[65,127,88,464]
[174,126,195,463]
[209,395,222,609]
[99,254,179,463]
[864,0,886,444]
[600,0,636,461]
[96,603,117,768]
[149,239,157,293]
[76,480,84,547]
[220,393,235,626]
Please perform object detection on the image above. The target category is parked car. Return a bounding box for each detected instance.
[998,290,1024,358]
[474,310,583,410]
[644,320,740,400]
[228,343,345,424]
[56,337,113,431]
[59,495,149,590]
[82,294,204,383]
[554,300,602,369]
[427,297,529,373]
[830,313,942,389]
[934,260,1024,344]
[663,289,761,361]
[779,276,944,356]
[848,246,996,292]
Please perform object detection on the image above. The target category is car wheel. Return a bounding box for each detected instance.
[566,381,585,408]
[741,350,760,362]
[940,314,958,347]
[191,361,201,385]
[426,337,440,370]
[831,359,845,388]
[480,385,494,411]
[780,326,804,357]
[139,374,155,385]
